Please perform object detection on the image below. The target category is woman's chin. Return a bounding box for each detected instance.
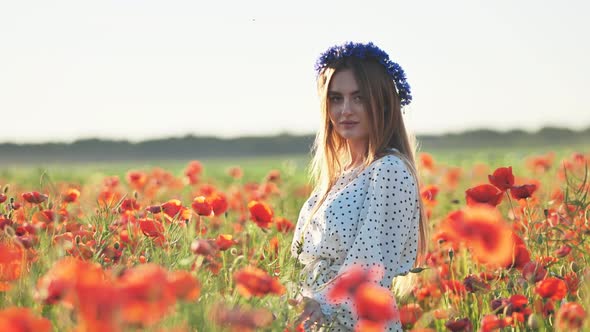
[338,130,359,139]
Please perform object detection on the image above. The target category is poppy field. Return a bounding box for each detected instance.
[0,148,588,332]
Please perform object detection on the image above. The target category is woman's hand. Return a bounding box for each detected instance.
[294,297,327,330]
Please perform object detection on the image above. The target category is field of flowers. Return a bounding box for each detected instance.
[0,148,588,331]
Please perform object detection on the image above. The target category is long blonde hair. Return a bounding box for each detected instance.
[307,57,428,298]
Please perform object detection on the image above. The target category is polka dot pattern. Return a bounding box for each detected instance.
[291,153,420,331]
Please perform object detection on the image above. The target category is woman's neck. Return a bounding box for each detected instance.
[346,139,368,170]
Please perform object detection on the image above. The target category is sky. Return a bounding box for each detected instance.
[0,0,589,144]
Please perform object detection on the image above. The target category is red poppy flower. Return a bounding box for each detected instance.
[419,153,435,171]
[534,298,555,317]
[554,245,572,258]
[488,166,514,192]
[198,184,216,196]
[117,264,176,326]
[139,218,164,237]
[463,274,490,293]
[480,314,507,332]
[233,266,285,298]
[191,196,213,217]
[161,199,191,221]
[275,217,294,233]
[186,160,203,174]
[436,309,453,320]
[572,152,587,163]
[0,242,25,291]
[444,318,472,332]
[465,184,503,207]
[215,234,237,251]
[138,218,165,245]
[556,302,587,330]
[126,170,147,190]
[0,217,12,230]
[0,307,52,332]
[35,257,105,306]
[248,201,273,229]
[185,161,203,185]
[506,233,531,270]
[190,239,218,256]
[208,193,229,216]
[564,272,580,294]
[326,265,382,304]
[510,184,537,200]
[420,185,439,204]
[413,284,442,302]
[440,205,514,266]
[443,167,462,190]
[526,153,554,172]
[490,297,508,313]
[62,188,80,203]
[354,320,386,332]
[442,279,466,295]
[521,261,547,283]
[21,191,48,204]
[508,294,528,311]
[353,283,398,322]
[0,194,6,204]
[145,205,162,214]
[268,237,279,258]
[538,256,559,266]
[30,209,54,225]
[265,169,281,182]
[119,198,140,212]
[227,166,243,179]
[536,277,567,300]
[167,270,201,301]
[97,190,121,208]
[259,182,280,197]
[399,303,423,328]
[74,280,121,332]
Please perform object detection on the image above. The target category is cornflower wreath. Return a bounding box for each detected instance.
[315,41,412,107]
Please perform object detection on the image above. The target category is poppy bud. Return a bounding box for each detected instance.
[527,313,541,330]
[146,205,162,213]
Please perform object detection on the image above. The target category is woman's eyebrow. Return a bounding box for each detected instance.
[328,90,361,95]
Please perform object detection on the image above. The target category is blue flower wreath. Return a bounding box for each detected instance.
[315,42,412,107]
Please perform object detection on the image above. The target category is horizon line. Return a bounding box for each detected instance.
[0,125,588,146]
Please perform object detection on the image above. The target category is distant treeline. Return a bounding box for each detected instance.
[1,126,589,164]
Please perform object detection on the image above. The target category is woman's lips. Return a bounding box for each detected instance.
[340,121,358,128]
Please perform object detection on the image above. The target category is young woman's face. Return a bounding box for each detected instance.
[328,69,370,145]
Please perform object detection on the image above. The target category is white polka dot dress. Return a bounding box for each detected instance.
[291,151,420,332]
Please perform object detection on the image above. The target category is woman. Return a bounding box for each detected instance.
[290,42,428,331]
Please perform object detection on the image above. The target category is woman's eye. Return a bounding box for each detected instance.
[329,96,342,103]
[354,96,363,102]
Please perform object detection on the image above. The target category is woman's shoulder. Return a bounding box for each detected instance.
[366,150,417,183]
[370,149,411,172]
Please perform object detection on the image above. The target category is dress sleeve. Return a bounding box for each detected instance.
[311,156,420,330]
[290,189,320,259]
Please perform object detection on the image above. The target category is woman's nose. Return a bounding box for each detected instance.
[341,98,354,115]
